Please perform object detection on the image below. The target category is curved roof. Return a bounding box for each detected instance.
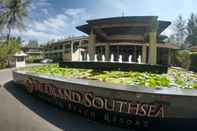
[76,16,171,42]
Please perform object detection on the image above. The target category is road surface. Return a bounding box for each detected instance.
[0,68,129,131]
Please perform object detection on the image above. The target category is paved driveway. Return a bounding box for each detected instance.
[0,68,129,131]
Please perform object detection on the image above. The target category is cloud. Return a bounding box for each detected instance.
[30,0,51,19]
[22,29,61,39]
[98,0,130,16]
[13,28,63,44]
[32,0,51,9]
[15,8,91,43]
[31,8,90,33]
[41,8,49,15]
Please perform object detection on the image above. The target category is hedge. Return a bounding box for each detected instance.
[59,61,168,74]
[174,50,191,69]
[190,52,197,72]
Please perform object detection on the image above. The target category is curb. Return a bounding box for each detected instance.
[0,68,15,73]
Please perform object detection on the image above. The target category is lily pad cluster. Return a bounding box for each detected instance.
[20,64,197,89]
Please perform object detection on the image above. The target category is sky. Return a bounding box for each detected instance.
[11,0,197,44]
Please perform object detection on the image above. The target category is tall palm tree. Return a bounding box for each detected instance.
[0,0,31,43]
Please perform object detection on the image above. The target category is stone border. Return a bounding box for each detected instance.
[13,70,197,130]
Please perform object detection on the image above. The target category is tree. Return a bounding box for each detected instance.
[0,39,21,68]
[175,50,191,69]
[169,34,177,44]
[27,40,39,48]
[185,13,197,47]
[172,15,187,47]
[0,0,31,43]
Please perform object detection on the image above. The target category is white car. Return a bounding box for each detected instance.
[41,59,53,64]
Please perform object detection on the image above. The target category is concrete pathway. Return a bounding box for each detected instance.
[0,68,129,131]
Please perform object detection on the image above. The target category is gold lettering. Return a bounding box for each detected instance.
[92,97,104,109]
[28,79,36,91]
[126,119,133,125]
[138,104,148,116]
[90,112,95,119]
[54,88,59,97]
[155,105,165,118]
[57,88,64,99]
[78,108,82,114]
[116,101,127,113]
[128,103,140,115]
[28,79,35,93]
[63,89,72,101]
[83,110,88,117]
[25,79,33,92]
[84,93,93,108]
[104,99,115,112]
[135,120,141,126]
[104,113,110,122]
[118,118,124,124]
[49,86,56,97]
[143,121,149,127]
[68,103,72,110]
[72,92,82,103]
[148,105,157,117]
[22,80,166,119]
[112,116,117,123]
[34,80,41,92]
[43,84,49,94]
[37,80,43,92]
[73,105,77,111]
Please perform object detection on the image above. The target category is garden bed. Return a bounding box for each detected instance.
[19,64,197,89]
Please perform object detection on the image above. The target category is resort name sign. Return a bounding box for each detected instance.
[24,78,165,118]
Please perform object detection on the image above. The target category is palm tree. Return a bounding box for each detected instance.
[0,0,31,43]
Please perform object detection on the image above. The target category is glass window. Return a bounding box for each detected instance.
[17,57,24,62]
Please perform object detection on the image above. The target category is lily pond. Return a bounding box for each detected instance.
[19,64,197,89]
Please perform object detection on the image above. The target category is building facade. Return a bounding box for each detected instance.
[44,36,88,62]
[44,16,179,65]
[22,46,44,63]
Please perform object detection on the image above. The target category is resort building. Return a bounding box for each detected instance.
[44,16,179,65]
[22,46,44,62]
[190,45,197,52]
[44,36,88,62]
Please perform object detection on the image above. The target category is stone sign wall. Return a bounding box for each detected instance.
[13,71,197,130]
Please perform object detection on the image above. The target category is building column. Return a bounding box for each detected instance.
[71,41,74,61]
[168,49,171,65]
[116,45,119,61]
[79,40,82,61]
[105,43,110,61]
[62,43,65,62]
[142,45,147,63]
[148,32,157,64]
[134,46,137,62]
[148,17,158,65]
[88,29,96,61]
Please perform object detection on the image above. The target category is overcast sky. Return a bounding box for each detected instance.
[13,0,197,44]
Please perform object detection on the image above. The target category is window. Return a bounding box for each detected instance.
[64,44,71,53]
[17,57,24,62]
[73,42,79,52]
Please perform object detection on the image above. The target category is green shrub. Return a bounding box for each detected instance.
[0,61,8,69]
[0,40,20,69]
[190,52,197,72]
[26,56,34,63]
[193,82,197,89]
[175,50,191,69]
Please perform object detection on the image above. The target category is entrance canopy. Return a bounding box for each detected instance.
[77,16,171,43]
